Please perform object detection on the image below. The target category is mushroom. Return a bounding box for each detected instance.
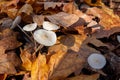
[117,35,120,43]
[33,29,57,46]
[23,23,37,31]
[43,21,60,30]
[87,53,106,69]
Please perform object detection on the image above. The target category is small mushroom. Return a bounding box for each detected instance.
[23,23,37,31]
[43,21,60,30]
[33,29,57,46]
[87,53,106,69]
[117,35,120,43]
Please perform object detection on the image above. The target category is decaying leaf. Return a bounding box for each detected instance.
[65,73,100,80]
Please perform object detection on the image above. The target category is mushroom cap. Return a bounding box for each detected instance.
[117,35,120,43]
[87,53,106,69]
[33,29,57,46]
[43,21,59,30]
[23,23,37,31]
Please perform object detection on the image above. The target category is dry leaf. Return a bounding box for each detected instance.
[0,36,21,50]
[44,2,64,10]
[48,44,85,80]
[0,53,16,74]
[86,7,120,30]
[33,15,45,27]
[0,74,7,80]
[20,49,32,71]
[18,4,33,15]
[63,2,77,14]
[86,7,120,38]
[46,12,79,27]
[65,73,100,80]
[7,51,21,67]
[31,54,49,80]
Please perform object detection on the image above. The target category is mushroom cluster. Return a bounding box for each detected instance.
[23,21,59,46]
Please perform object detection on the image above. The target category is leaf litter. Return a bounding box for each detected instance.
[0,0,120,80]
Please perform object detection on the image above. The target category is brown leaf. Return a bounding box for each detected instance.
[18,4,33,15]
[0,36,21,50]
[62,2,77,14]
[7,51,21,67]
[86,7,120,30]
[33,15,45,27]
[46,12,79,27]
[0,74,7,80]
[86,7,120,38]
[0,53,16,74]
[44,2,64,10]
[65,73,100,80]
[48,44,85,80]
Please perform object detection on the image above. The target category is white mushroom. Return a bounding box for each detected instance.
[117,35,120,43]
[23,23,37,31]
[43,21,60,30]
[87,53,106,69]
[33,29,57,46]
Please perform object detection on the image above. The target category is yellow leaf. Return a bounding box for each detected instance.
[20,49,32,71]
[31,54,49,80]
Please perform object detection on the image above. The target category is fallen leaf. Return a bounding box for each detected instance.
[0,36,21,50]
[0,53,16,74]
[31,54,49,80]
[7,51,21,67]
[33,15,45,27]
[18,4,33,15]
[48,44,85,80]
[86,7,120,30]
[44,2,64,10]
[65,73,100,80]
[0,74,7,80]
[20,48,32,71]
[46,12,79,27]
